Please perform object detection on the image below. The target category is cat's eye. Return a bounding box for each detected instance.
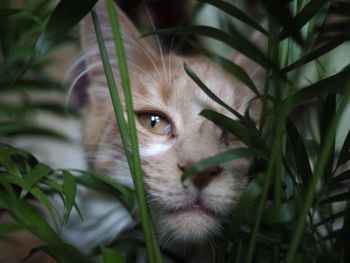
[137,112,172,136]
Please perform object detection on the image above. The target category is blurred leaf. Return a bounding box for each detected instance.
[189,42,260,96]
[20,162,52,198]
[262,201,296,224]
[197,0,268,35]
[337,129,350,166]
[329,0,350,17]
[30,187,60,228]
[230,176,263,237]
[27,244,93,263]
[0,223,23,236]
[321,192,350,204]
[320,95,336,181]
[102,247,126,263]
[314,209,346,227]
[62,170,77,224]
[279,0,329,40]
[34,0,98,57]
[286,118,312,188]
[259,0,304,45]
[282,36,348,73]
[181,147,262,182]
[0,103,76,116]
[74,170,135,212]
[0,79,64,93]
[0,9,22,17]
[286,66,350,108]
[0,121,69,141]
[331,170,350,184]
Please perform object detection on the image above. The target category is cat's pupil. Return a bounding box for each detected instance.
[150,114,160,128]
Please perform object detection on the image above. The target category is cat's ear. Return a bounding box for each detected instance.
[80,0,156,83]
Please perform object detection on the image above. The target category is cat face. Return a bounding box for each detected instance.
[80,1,258,244]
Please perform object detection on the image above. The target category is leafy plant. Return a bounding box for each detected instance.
[1,0,350,262]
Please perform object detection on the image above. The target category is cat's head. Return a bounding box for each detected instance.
[80,0,261,244]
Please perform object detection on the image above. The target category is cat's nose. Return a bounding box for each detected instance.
[178,162,223,190]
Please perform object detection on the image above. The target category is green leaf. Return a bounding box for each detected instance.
[62,170,77,224]
[230,176,263,237]
[321,192,350,204]
[0,9,22,17]
[279,0,329,40]
[0,79,64,93]
[197,0,268,35]
[286,66,350,109]
[200,109,266,152]
[286,118,312,188]
[259,0,304,45]
[102,247,126,263]
[0,103,76,116]
[337,129,350,166]
[181,147,261,182]
[282,36,348,73]
[34,0,98,57]
[0,121,69,140]
[20,162,52,198]
[331,170,350,184]
[0,223,23,236]
[262,201,296,224]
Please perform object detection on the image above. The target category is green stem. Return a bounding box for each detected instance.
[105,1,162,261]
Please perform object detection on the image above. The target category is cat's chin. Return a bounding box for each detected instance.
[157,205,221,244]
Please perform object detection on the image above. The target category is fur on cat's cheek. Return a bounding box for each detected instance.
[139,143,172,157]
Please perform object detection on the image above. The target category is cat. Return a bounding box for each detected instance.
[62,0,261,258]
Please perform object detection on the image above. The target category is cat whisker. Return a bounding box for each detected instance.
[143,4,169,86]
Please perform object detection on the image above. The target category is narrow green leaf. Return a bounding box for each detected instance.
[230,176,263,237]
[286,66,350,109]
[286,118,312,188]
[102,247,126,263]
[0,122,69,140]
[34,0,98,57]
[321,192,350,204]
[0,103,76,116]
[279,0,329,40]
[282,36,348,73]
[181,147,261,182]
[0,223,23,236]
[262,201,296,224]
[314,209,346,227]
[62,170,77,224]
[200,109,266,152]
[197,0,268,35]
[0,9,22,17]
[331,170,350,184]
[30,187,60,228]
[337,129,350,166]
[259,0,304,45]
[20,162,52,198]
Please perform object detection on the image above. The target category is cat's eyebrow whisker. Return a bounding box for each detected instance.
[142,4,169,86]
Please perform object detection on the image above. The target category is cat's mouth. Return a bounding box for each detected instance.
[165,199,215,217]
